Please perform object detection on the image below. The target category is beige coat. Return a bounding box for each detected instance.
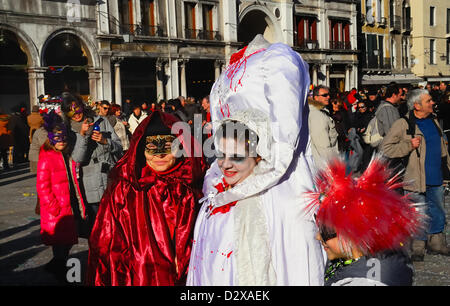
[308,98,338,166]
[381,115,450,193]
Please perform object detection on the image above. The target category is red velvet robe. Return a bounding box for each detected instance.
[87,111,206,286]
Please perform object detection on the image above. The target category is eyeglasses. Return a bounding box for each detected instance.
[317,93,330,97]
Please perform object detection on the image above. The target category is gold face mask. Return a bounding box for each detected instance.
[145,135,176,155]
[66,102,83,118]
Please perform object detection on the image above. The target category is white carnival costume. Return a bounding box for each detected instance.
[187,35,325,286]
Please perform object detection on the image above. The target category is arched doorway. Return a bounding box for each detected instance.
[0,29,29,113]
[238,8,277,45]
[42,33,89,98]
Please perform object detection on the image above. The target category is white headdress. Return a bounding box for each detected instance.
[205,35,314,211]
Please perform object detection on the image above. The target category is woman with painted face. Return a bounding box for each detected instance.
[87,111,206,286]
[36,111,87,282]
[187,35,325,285]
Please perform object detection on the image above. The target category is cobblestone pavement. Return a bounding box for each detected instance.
[0,163,449,286]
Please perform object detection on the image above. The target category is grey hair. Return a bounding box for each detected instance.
[407,89,429,111]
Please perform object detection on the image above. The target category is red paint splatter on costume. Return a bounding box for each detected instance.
[226,48,266,92]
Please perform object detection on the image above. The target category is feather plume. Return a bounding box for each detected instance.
[306,155,427,255]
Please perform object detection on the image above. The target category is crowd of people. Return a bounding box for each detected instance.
[0,36,449,287]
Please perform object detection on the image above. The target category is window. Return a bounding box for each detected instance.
[141,0,156,36]
[119,0,134,34]
[378,35,385,67]
[447,9,450,34]
[329,19,351,50]
[403,2,411,31]
[430,39,436,64]
[447,39,450,65]
[202,4,214,40]
[366,34,379,68]
[376,0,383,23]
[184,2,196,39]
[430,7,435,26]
[391,38,396,69]
[295,15,318,49]
[402,37,410,69]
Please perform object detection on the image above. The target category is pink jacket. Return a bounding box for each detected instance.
[36,146,86,245]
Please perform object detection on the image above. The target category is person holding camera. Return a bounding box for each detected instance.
[61,92,123,235]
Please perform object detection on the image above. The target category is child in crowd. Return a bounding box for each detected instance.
[36,111,87,282]
[307,157,426,286]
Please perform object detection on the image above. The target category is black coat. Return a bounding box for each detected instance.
[325,251,413,286]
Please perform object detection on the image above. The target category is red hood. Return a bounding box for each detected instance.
[109,110,205,188]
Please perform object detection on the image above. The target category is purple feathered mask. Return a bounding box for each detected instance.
[43,111,68,145]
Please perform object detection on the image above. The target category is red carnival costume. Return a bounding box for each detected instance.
[87,111,206,286]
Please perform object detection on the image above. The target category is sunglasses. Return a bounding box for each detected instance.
[320,227,337,242]
[317,93,330,97]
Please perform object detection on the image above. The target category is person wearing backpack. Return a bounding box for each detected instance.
[362,83,403,150]
[375,83,403,139]
[381,89,450,261]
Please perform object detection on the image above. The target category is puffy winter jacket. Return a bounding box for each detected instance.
[36,146,86,245]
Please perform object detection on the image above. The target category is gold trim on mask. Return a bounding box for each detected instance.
[145,135,176,155]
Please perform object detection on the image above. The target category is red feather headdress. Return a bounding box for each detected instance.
[306,156,426,255]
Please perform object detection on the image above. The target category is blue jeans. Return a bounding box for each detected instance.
[407,186,446,241]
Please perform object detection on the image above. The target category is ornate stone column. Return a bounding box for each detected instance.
[88,67,101,102]
[178,59,188,98]
[100,52,113,102]
[112,57,124,105]
[214,59,225,80]
[27,67,46,109]
[312,64,319,86]
[345,64,352,91]
[156,58,167,101]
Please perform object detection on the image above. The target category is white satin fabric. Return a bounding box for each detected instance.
[187,35,325,286]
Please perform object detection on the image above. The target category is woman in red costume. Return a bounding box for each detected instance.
[87,111,206,286]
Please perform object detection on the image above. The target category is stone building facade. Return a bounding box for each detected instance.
[0,0,359,111]
[359,0,422,86]
[410,0,450,83]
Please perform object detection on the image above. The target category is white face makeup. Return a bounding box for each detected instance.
[217,137,258,187]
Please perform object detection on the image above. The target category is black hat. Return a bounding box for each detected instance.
[144,112,172,136]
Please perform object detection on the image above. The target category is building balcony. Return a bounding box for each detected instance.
[390,15,401,33]
[402,18,412,33]
[184,28,222,41]
[294,39,319,50]
[364,57,392,71]
[329,40,352,50]
[378,17,388,28]
[120,24,165,37]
